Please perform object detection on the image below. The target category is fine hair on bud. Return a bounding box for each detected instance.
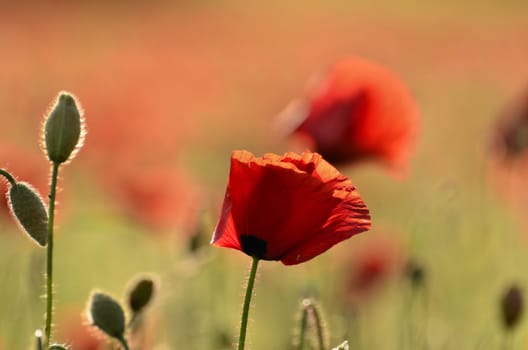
[126,273,159,315]
[86,291,127,344]
[501,284,524,330]
[42,91,86,164]
[7,181,49,247]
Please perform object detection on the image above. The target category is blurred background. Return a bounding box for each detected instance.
[1,1,528,349]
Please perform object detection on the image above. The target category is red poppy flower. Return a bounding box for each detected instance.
[278,56,419,176]
[211,150,371,265]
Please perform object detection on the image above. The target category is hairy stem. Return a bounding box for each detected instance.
[44,162,60,348]
[0,169,16,186]
[309,302,326,350]
[238,257,260,350]
[297,300,310,350]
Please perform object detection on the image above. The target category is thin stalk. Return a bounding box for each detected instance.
[119,337,130,350]
[44,162,60,348]
[0,169,16,186]
[297,300,310,350]
[35,329,43,350]
[308,302,326,350]
[238,257,260,350]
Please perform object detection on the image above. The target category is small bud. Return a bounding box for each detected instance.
[501,285,523,330]
[43,92,85,164]
[126,274,158,315]
[404,260,425,288]
[86,292,127,342]
[49,345,69,350]
[8,181,48,247]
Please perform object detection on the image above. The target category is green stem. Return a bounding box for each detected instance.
[309,303,326,350]
[35,329,43,350]
[44,162,60,348]
[119,337,130,350]
[0,168,17,186]
[238,257,260,350]
[297,300,310,350]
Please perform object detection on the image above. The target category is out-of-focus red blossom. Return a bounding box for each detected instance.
[278,56,420,177]
[57,308,106,350]
[103,164,203,233]
[211,150,371,265]
[0,145,48,219]
[344,235,402,302]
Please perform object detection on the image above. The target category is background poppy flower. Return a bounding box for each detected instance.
[344,234,403,303]
[211,150,371,265]
[278,56,420,176]
[57,308,106,350]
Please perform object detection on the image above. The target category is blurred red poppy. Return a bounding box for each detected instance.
[103,164,203,234]
[278,56,419,176]
[344,235,402,302]
[211,150,371,265]
[57,308,106,350]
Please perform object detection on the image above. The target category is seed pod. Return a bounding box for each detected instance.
[86,292,126,342]
[126,274,158,315]
[7,181,48,247]
[501,284,523,330]
[43,92,85,164]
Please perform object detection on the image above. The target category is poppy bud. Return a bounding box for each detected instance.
[404,260,425,288]
[6,180,48,247]
[86,292,127,343]
[501,285,523,330]
[126,274,158,315]
[49,345,69,350]
[43,92,85,164]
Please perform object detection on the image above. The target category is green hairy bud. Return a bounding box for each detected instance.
[86,292,127,342]
[43,92,85,164]
[0,169,49,247]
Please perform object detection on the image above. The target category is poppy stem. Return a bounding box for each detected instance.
[0,169,16,186]
[297,300,310,350]
[308,301,326,350]
[35,329,43,350]
[44,161,60,349]
[238,256,260,350]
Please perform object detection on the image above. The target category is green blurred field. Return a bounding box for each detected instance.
[1,1,528,349]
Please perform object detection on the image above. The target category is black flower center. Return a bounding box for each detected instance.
[240,235,267,259]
